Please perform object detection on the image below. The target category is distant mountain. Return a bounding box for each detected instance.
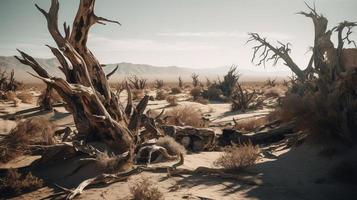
[0,56,288,82]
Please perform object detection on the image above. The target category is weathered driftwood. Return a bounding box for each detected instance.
[219,121,295,146]
[161,125,216,151]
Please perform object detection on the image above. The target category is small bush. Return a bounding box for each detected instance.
[214,143,260,171]
[264,87,281,98]
[156,136,186,156]
[0,168,43,198]
[190,87,202,100]
[0,117,56,163]
[129,176,164,200]
[234,117,267,132]
[202,86,222,101]
[37,88,63,107]
[156,90,168,100]
[154,79,164,89]
[4,91,16,101]
[16,91,33,104]
[164,106,205,127]
[171,87,182,94]
[166,95,178,106]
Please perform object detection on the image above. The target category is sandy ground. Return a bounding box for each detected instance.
[1,89,357,200]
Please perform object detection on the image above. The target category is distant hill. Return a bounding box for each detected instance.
[0,56,289,83]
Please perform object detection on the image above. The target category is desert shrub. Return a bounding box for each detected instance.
[0,117,56,163]
[156,136,186,156]
[170,87,182,94]
[178,76,183,88]
[132,89,145,100]
[191,73,200,87]
[0,169,43,198]
[231,83,262,112]
[156,90,168,100]
[128,75,147,90]
[16,91,33,104]
[265,78,277,87]
[202,86,222,101]
[190,87,202,100]
[217,65,240,97]
[164,106,205,127]
[234,117,267,132]
[129,176,164,200]
[154,79,164,89]
[166,95,178,106]
[37,88,63,107]
[4,91,16,101]
[214,143,260,171]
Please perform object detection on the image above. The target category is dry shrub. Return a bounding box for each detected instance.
[16,91,33,104]
[37,88,63,106]
[190,86,202,100]
[0,168,43,198]
[129,176,164,200]
[214,143,260,171]
[164,106,205,127]
[234,117,267,132]
[166,95,178,106]
[170,87,182,94]
[156,136,186,156]
[202,86,222,101]
[0,117,56,163]
[4,91,16,101]
[132,89,144,100]
[155,90,168,100]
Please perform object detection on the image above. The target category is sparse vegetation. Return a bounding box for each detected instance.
[128,75,147,90]
[16,91,33,104]
[217,66,240,97]
[190,86,202,100]
[0,169,44,198]
[156,90,168,100]
[202,86,222,101]
[129,176,164,200]
[132,89,145,100]
[170,86,182,94]
[214,143,260,171]
[164,106,205,127]
[265,78,277,87]
[231,83,261,112]
[191,73,200,87]
[234,117,268,132]
[37,86,63,110]
[0,117,56,163]
[156,136,187,156]
[154,79,164,89]
[178,76,183,88]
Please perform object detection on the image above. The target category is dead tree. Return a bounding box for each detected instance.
[191,73,199,87]
[231,83,261,112]
[15,0,138,155]
[178,76,183,88]
[154,79,164,89]
[128,75,147,90]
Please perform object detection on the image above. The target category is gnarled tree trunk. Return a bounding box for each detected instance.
[15,0,133,154]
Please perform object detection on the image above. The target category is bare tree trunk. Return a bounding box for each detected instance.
[15,0,134,154]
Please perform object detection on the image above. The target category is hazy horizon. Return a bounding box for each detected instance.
[1,0,356,75]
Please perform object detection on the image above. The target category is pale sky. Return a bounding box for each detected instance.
[0,0,356,73]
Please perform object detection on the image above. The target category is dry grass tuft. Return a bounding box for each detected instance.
[234,117,267,132]
[4,91,16,101]
[156,136,186,156]
[166,95,178,106]
[164,106,205,127]
[16,91,33,104]
[129,176,164,200]
[0,117,56,163]
[0,168,43,198]
[156,90,168,100]
[214,143,260,171]
[170,87,182,94]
